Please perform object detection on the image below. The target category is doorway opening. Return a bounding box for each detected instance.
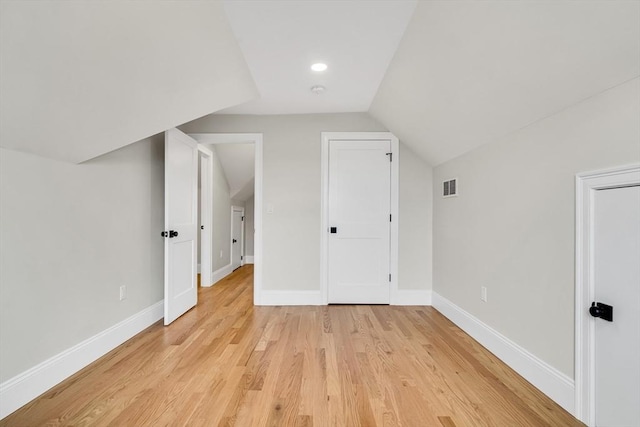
[190,133,263,305]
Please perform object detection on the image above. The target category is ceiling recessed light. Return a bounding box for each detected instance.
[311,63,328,72]
[310,85,326,95]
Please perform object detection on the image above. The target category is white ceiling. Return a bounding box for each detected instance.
[210,143,255,201]
[219,0,417,115]
[0,1,257,163]
[370,1,640,165]
[219,0,639,166]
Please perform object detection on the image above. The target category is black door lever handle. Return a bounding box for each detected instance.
[589,302,613,322]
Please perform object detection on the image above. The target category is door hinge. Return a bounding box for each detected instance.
[241,256,243,260]
[389,274,391,282]
[242,216,244,221]
[386,152,392,162]
[390,214,392,222]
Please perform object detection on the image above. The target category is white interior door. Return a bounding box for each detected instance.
[164,128,198,325]
[328,140,391,304]
[231,207,244,271]
[593,185,640,426]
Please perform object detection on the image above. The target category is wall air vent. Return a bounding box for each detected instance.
[443,178,458,197]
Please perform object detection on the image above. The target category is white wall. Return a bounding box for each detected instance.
[399,143,433,290]
[0,137,164,383]
[244,196,255,257]
[181,113,433,292]
[433,78,640,377]
[211,146,232,271]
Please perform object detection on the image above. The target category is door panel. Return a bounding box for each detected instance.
[593,185,640,426]
[164,128,198,325]
[328,140,391,304]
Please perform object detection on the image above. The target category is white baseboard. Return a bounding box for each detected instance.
[259,290,322,306]
[394,289,432,305]
[0,301,164,420]
[244,256,254,264]
[209,262,233,286]
[432,292,575,415]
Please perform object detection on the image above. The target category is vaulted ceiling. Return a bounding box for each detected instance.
[0,1,257,163]
[1,1,638,166]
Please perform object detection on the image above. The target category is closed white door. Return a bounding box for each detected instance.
[328,140,391,304]
[164,128,198,325]
[593,185,640,426]
[231,207,244,271]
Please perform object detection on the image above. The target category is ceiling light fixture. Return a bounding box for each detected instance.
[310,85,326,95]
[311,63,328,72]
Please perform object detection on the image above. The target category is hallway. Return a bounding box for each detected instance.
[2,265,580,426]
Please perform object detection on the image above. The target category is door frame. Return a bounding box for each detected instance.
[320,132,399,305]
[231,205,245,269]
[198,145,214,287]
[574,164,640,425]
[189,133,263,305]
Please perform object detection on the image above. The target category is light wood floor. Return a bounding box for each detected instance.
[2,265,582,426]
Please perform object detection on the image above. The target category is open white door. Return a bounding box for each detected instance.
[231,206,244,271]
[164,128,198,325]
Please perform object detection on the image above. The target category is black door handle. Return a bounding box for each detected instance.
[232,239,237,243]
[589,302,613,322]
[169,230,178,238]
[330,227,337,234]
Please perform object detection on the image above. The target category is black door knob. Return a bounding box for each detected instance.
[169,230,178,238]
[589,302,613,322]
[232,239,237,243]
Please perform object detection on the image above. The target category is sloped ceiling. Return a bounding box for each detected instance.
[219,0,417,115]
[209,143,255,201]
[369,1,640,166]
[0,1,258,163]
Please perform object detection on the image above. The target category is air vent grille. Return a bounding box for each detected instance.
[443,178,458,197]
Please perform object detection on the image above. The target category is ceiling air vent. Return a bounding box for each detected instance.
[443,178,458,198]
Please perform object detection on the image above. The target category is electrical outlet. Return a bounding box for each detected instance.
[119,285,126,301]
[481,286,488,302]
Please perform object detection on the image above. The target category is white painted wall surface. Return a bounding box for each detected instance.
[245,197,255,257]
[433,78,640,378]
[399,144,433,290]
[0,137,164,383]
[181,113,432,292]
[211,146,232,272]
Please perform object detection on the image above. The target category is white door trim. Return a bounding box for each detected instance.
[320,132,399,305]
[189,133,263,305]
[198,145,213,287]
[575,164,640,425]
[231,205,245,269]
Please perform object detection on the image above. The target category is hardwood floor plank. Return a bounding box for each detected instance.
[1,265,583,426]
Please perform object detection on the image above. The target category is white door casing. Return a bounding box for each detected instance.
[231,206,244,271]
[321,132,399,305]
[575,165,640,425]
[164,128,198,325]
[198,145,213,287]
